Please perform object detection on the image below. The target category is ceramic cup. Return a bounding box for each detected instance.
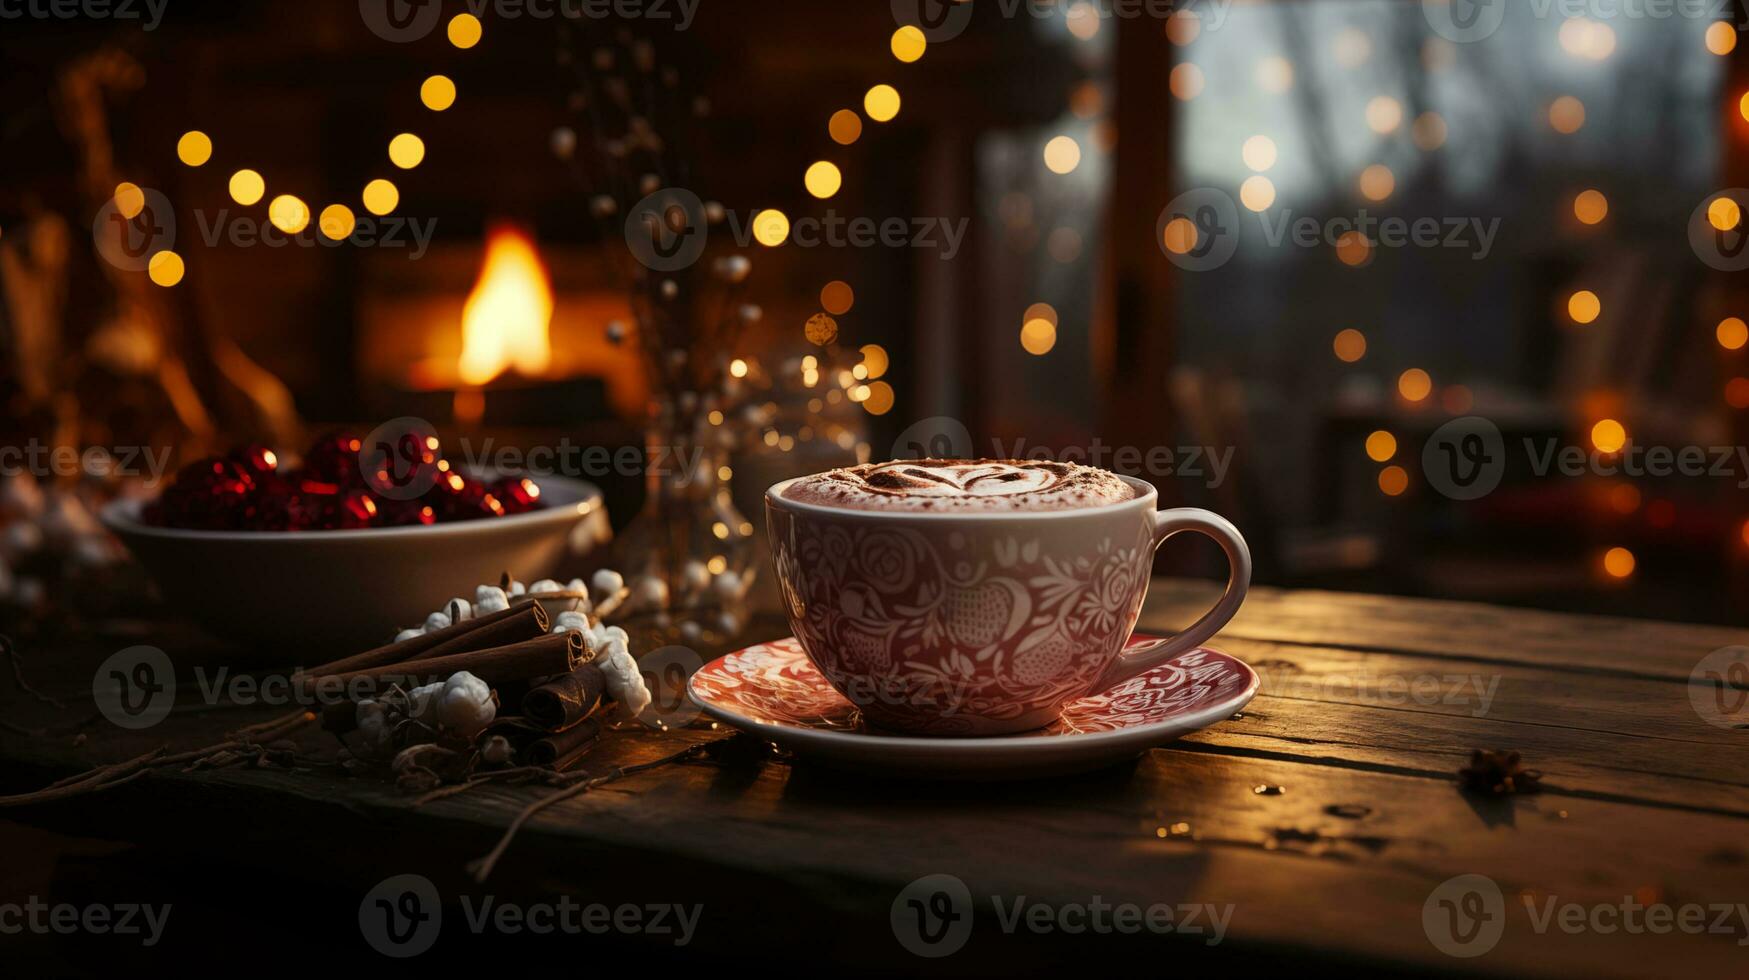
[766,473,1250,736]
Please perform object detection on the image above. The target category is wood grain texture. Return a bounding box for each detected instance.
[2,580,1745,976]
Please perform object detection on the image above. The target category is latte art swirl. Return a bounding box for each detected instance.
[782,460,1136,512]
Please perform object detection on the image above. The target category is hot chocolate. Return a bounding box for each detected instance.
[780,459,1137,513]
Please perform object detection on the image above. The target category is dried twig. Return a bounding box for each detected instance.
[1,634,66,710]
[465,741,712,883]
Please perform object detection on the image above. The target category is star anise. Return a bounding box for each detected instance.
[1459,749,1542,795]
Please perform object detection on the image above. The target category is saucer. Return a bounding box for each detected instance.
[687,635,1259,779]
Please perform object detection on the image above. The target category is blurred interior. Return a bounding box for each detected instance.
[3,0,1748,626]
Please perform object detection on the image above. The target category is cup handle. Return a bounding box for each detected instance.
[1091,508,1251,693]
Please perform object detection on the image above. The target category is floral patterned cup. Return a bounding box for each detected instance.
[766,473,1250,736]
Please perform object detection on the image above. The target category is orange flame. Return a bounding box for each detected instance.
[458,225,553,386]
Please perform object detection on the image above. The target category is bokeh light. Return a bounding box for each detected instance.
[228,169,265,206]
[362,178,399,216]
[821,281,854,315]
[1239,175,1276,211]
[1241,135,1277,172]
[448,13,481,48]
[1163,217,1198,255]
[1549,96,1585,133]
[147,250,184,287]
[1708,196,1741,231]
[1411,112,1447,150]
[1707,21,1737,55]
[1021,318,1058,355]
[421,75,457,111]
[1378,466,1409,496]
[864,84,901,122]
[1170,63,1205,100]
[753,209,790,246]
[891,25,927,62]
[804,161,843,199]
[1568,290,1602,325]
[1601,546,1636,579]
[1718,317,1748,351]
[1165,11,1199,46]
[1364,96,1403,134]
[1044,136,1082,175]
[318,204,355,240]
[113,182,145,219]
[829,109,863,145]
[267,194,309,234]
[1398,368,1433,402]
[177,130,212,167]
[1573,189,1608,225]
[1255,57,1294,94]
[1359,164,1394,202]
[1365,431,1398,462]
[389,133,426,169]
[1591,418,1628,453]
[1333,329,1367,362]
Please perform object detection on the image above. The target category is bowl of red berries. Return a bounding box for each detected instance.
[100,430,609,655]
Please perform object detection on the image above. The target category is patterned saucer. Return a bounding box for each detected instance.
[687,635,1258,779]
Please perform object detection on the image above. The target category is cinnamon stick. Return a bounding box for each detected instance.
[300,601,550,680]
[526,717,604,771]
[309,631,583,697]
[522,664,606,731]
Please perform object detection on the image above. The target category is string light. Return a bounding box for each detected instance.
[804,161,843,199]
[1044,136,1082,175]
[1364,96,1403,134]
[864,84,901,122]
[1718,317,1748,350]
[448,13,482,48]
[421,75,457,111]
[1021,317,1057,355]
[1359,164,1394,202]
[1241,135,1277,172]
[113,182,146,219]
[362,178,399,216]
[1365,431,1397,462]
[1333,329,1367,362]
[821,281,854,315]
[890,25,926,63]
[1573,189,1608,225]
[1398,369,1433,402]
[1707,21,1737,55]
[1568,290,1601,325]
[1591,419,1627,453]
[752,209,790,246]
[319,204,356,240]
[1601,547,1635,579]
[829,109,863,145]
[228,169,265,206]
[267,194,310,233]
[389,133,426,169]
[1378,466,1409,496]
[1239,175,1276,211]
[147,250,185,287]
[177,130,212,166]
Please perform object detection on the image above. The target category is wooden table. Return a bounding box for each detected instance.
[2,580,1745,976]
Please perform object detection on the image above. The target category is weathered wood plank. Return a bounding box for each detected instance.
[1145,580,1748,679]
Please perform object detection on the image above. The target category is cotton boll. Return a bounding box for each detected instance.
[566,578,589,596]
[553,610,591,634]
[591,569,624,595]
[508,580,526,596]
[356,700,391,753]
[480,735,515,766]
[407,681,446,725]
[446,599,473,622]
[435,671,496,736]
[605,625,629,648]
[530,579,562,595]
[424,611,452,633]
[395,628,424,644]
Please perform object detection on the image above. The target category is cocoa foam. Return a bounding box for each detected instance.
[780,460,1137,513]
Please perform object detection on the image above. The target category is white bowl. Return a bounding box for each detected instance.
[101,474,611,658]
